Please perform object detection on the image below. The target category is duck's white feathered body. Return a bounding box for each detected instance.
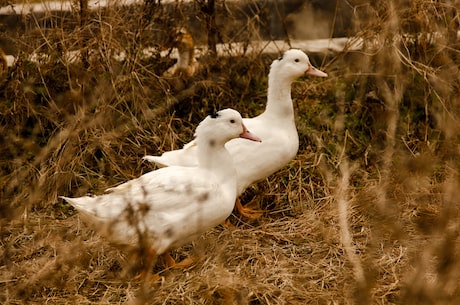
[63,166,235,254]
[61,109,261,254]
[145,49,327,195]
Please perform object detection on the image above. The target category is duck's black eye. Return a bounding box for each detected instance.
[230,119,235,124]
[294,58,300,62]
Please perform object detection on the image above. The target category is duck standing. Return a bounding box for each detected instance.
[61,109,261,272]
[144,49,327,215]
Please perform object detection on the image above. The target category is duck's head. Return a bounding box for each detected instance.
[271,49,328,80]
[195,109,262,146]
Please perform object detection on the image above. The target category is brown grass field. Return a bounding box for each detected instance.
[1,0,460,304]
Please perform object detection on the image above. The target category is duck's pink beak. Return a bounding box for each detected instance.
[240,123,262,142]
[305,65,328,77]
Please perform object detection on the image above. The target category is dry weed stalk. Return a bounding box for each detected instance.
[337,160,366,287]
[333,82,367,302]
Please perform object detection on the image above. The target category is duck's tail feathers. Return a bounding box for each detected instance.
[142,155,168,167]
[59,195,94,210]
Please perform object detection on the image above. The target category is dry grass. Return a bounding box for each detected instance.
[1,0,460,304]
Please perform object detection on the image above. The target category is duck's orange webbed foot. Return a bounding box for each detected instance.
[222,218,236,228]
[163,252,198,269]
[234,198,263,219]
[133,251,198,283]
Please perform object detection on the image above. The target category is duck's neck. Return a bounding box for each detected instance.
[197,139,235,181]
[264,71,295,119]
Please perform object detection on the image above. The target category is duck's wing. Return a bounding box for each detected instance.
[64,167,220,219]
[143,140,199,167]
[106,166,210,200]
[61,167,234,250]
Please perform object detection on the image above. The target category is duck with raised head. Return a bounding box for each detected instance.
[145,49,327,216]
[60,109,261,272]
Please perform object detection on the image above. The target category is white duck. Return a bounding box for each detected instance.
[144,49,327,215]
[60,109,261,270]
